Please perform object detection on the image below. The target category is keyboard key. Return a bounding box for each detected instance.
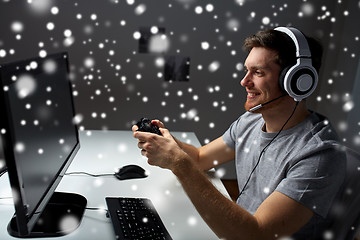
[105,197,172,240]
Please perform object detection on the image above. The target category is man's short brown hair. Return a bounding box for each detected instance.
[243,28,323,73]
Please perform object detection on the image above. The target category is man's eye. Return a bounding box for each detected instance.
[255,71,263,76]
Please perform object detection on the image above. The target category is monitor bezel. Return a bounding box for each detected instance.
[0,52,80,236]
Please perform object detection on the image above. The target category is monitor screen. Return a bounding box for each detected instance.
[0,52,85,237]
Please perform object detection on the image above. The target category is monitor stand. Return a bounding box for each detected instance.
[8,192,87,238]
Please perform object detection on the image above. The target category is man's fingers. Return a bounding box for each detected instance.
[151,119,165,128]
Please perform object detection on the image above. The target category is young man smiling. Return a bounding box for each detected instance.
[133,27,346,239]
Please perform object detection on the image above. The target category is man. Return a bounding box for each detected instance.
[132,27,346,239]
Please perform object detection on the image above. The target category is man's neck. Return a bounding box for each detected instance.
[261,99,310,133]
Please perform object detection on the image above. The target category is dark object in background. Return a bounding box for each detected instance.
[136,118,162,135]
[164,56,190,82]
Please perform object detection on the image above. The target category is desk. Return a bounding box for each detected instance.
[0,130,229,240]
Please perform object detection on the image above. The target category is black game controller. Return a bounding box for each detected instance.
[136,118,162,136]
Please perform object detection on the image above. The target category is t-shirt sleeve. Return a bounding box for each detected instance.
[275,146,346,218]
[222,118,240,149]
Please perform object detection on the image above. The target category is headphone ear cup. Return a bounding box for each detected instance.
[282,64,318,101]
[279,66,290,93]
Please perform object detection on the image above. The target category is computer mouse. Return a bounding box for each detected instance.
[114,164,148,180]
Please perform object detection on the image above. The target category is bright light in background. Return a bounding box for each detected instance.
[208,61,220,72]
[39,50,47,58]
[186,108,198,120]
[226,18,240,31]
[11,21,24,33]
[343,101,354,112]
[236,62,244,71]
[215,167,226,178]
[133,31,141,40]
[126,0,135,5]
[155,57,165,67]
[50,6,59,15]
[194,6,203,14]
[201,41,210,50]
[29,61,38,69]
[262,16,270,25]
[43,59,57,74]
[46,22,55,31]
[150,26,159,34]
[15,142,26,153]
[15,74,37,99]
[187,216,198,226]
[59,214,80,235]
[72,114,84,125]
[27,0,52,15]
[149,35,170,53]
[206,4,214,12]
[84,57,95,68]
[300,2,315,17]
[117,143,128,153]
[64,29,72,38]
[0,49,6,58]
[93,178,104,187]
[135,4,146,15]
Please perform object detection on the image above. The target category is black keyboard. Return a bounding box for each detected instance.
[105,197,173,240]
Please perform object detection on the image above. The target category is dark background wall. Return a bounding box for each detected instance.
[0,0,359,158]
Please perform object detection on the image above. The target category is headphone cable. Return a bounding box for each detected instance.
[238,101,299,198]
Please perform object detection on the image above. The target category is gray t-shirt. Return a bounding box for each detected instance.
[222,111,346,239]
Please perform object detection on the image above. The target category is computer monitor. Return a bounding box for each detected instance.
[0,52,86,237]
[0,137,6,177]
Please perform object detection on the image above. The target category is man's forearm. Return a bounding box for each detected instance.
[173,135,235,171]
[171,155,263,240]
[172,136,201,164]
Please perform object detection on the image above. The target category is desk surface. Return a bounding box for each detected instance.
[0,130,229,240]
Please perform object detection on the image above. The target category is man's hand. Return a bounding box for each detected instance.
[133,126,187,171]
[131,119,165,132]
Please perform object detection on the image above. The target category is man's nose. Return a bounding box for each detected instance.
[240,72,253,87]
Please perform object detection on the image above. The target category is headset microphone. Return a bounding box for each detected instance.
[249,94,287,112]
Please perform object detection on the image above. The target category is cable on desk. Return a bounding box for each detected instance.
[65,172,115,178]
[0,197,12,200]
[0,196,13,206]
[32,206,109,217]
[86,207,110,218]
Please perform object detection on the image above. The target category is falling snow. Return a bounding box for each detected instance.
[0,0,359,237]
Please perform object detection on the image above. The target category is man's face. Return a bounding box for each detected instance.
[241,47,283,112]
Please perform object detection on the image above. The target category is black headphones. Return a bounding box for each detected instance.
[275,27,318,101]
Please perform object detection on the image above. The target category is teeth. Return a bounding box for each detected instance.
[248,93,258,96]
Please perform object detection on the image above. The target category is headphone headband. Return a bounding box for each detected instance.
[274,26,318,101]
[274,27,312,59]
